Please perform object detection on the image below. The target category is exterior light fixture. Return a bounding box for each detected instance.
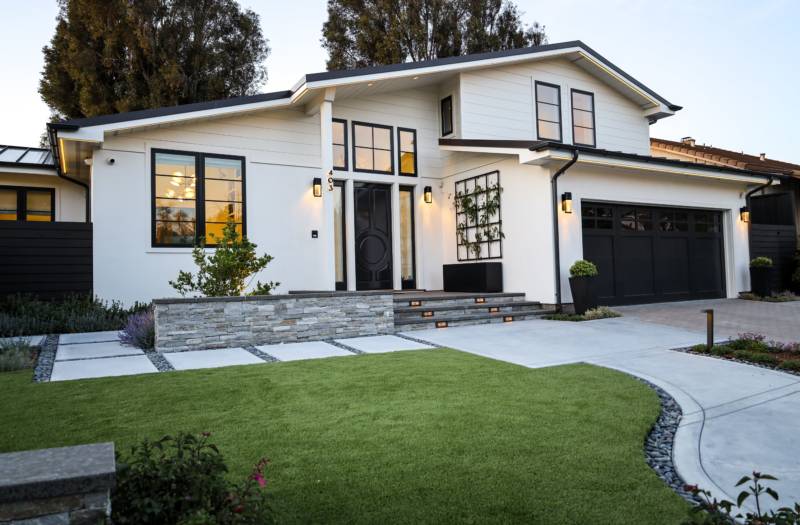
[561,192,573,214]
[740,206,750,223]
[313,177,322,198]
[424,186,433,204]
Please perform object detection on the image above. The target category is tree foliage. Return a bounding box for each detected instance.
[322,0,547,70]
[40,0,270,120]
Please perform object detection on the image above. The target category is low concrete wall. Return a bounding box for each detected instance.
[0,443,115,524]
[154,291,395,352]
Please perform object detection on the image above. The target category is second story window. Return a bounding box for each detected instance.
[571,90,596,147]
[535,81,562,142]
[332,118,348,170]
[398,128,417,176]
[440,96,453,136]
[353,122,393,174]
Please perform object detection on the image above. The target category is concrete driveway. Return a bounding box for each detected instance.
[616,298,800,344]
[404,316,800,513]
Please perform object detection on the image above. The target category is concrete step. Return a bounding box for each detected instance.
[394,301,543,321]
[395,308,554,331]
[393,292,527,308]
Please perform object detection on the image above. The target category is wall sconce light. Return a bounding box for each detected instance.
[740,206,750,223]
[561,192,573,214]
[313,177,322,198]
[424,186,433,204]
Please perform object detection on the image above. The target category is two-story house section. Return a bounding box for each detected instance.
[47,41,780,307]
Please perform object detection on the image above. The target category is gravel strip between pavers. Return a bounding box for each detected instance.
[145,351,175,371]
[635,376,700,505]
[325,339,365,355]
[393,333,441,348]
[244,346,279,362]
[32,335,59,383]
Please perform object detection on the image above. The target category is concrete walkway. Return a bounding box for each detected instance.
[405,317,800,513]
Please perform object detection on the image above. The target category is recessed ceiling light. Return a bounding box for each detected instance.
[367,82,374,87]
[413,76,419,80]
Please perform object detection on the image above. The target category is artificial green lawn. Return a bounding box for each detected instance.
[0,349,688,524]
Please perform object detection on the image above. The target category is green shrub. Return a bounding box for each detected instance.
[0,294,149,337]
[750,256,773,268]
[0,338,35,372]
[732,350,779,366]
[710,345,732,357]
[583,306,621,320]
[569,259,598,278]
[690,344,709,353]
[779,360,800,372]
[728,334,771,353]
[113,432,271,524]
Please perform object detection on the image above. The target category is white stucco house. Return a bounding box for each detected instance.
[11,41,781,307]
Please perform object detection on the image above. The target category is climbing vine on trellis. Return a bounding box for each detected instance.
[455,171,503,260]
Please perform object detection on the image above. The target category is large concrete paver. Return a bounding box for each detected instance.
[336,335,434,354]
[56,341,142,361]
[164,348,265,371]
[59,331,120,345]
[51,355,157,381]
[257,341,353,361]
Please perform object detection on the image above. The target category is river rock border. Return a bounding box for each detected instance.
[32,335,58,383]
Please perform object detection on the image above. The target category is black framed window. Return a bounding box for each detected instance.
[0,186,54,222]
[535,81,562,142]
[581,205,613,230]
[332,118,348,171]
[620,207,653,232]
[571,89,596,147]
[440,95,453,136]
[398,128,417,177]
[152,149,246,247]
[399,186,416,289]
[352,122,393,174]
[333,180,347,290]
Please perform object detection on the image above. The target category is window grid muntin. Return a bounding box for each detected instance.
[535,81,562,142]
[455,171,503,261]
[352,121,394,175]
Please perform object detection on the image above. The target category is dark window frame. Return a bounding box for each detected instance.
[397,127,418,177]
[440,95,454,136]
[570,89,596,147]
[0,185,55,222]
[399,185,417,289]
[535,81,563,142]
[332,118,348,171]
[150,148,247,248]
[351,121,395,175]
[333,180,347,291]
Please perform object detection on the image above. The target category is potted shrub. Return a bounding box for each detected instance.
[569,260,599,315]
[750,256,774,297]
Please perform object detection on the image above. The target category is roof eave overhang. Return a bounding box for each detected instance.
[0,164,58,176]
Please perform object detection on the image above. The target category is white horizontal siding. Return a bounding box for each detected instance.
[459,58,651,155]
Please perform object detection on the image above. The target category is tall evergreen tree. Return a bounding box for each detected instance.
[39,0,270,120]
[322,0,547,70]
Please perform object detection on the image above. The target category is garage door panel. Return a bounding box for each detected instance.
[581,202,725,305]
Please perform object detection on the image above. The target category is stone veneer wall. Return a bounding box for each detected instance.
[154,291,394,352]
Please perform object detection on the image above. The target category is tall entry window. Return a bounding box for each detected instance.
[399,187,416,289]
[152,150,245,247]
[332,118,348,170]
[0,186,54,222]
[398,128,417,177]
[353,122,394,174]
[535,81,562,142]
[333,181,347,290]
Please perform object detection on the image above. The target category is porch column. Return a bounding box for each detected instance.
[319,89,337,290]
[414,183,425,290]
[391,182,402,290]
[345,178,356,290]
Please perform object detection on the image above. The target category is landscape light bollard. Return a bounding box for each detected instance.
[702,309,714,350]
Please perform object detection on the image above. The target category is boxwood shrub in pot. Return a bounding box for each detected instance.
[749,256,773,298]
[569,260,599,315]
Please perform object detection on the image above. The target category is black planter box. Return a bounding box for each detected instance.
[750,266,773,297]
[569,276,598,315]
[443,262,503,293]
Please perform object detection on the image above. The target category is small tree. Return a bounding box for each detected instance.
[170,222,279,297]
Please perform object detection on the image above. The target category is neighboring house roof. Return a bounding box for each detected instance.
[651,138,800,177]
[0,145,55,169]
[52,41,679,131]
[439,138,782,181]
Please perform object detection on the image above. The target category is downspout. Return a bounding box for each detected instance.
[745,175,775,202]
[47,123,91,222]
[551,150,579,312]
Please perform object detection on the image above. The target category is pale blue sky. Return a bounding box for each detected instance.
[1,0,798,162]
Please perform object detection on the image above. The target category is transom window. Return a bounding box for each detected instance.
[658,211,689,232]
[152,150,245,247]
[0,186,54,222]
[352,122,393,174]
[398,128,417,176]
[694,212,720,233]
[332,118,348,170]
[620,208,653,231]
[440,95,453,136]
[535,81,562,142]
[581,205,613,230]
[571,89,596,147]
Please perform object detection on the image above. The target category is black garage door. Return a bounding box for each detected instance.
[581,202,726,305]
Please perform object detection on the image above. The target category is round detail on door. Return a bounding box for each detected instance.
[359,235,388,265]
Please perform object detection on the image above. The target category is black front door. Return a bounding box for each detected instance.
[582,202,726,305]
[354,183,393,290]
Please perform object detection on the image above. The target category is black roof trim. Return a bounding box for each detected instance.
[438,138,780,180]
[306,40,680,111]
[57,90,293,128]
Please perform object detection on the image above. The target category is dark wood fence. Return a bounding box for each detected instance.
[0,222,92,298]
[749,224,796,292]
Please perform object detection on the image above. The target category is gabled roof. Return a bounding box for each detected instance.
[52,41,679,132]
[651,138,800,177]
[0,145,55,169]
